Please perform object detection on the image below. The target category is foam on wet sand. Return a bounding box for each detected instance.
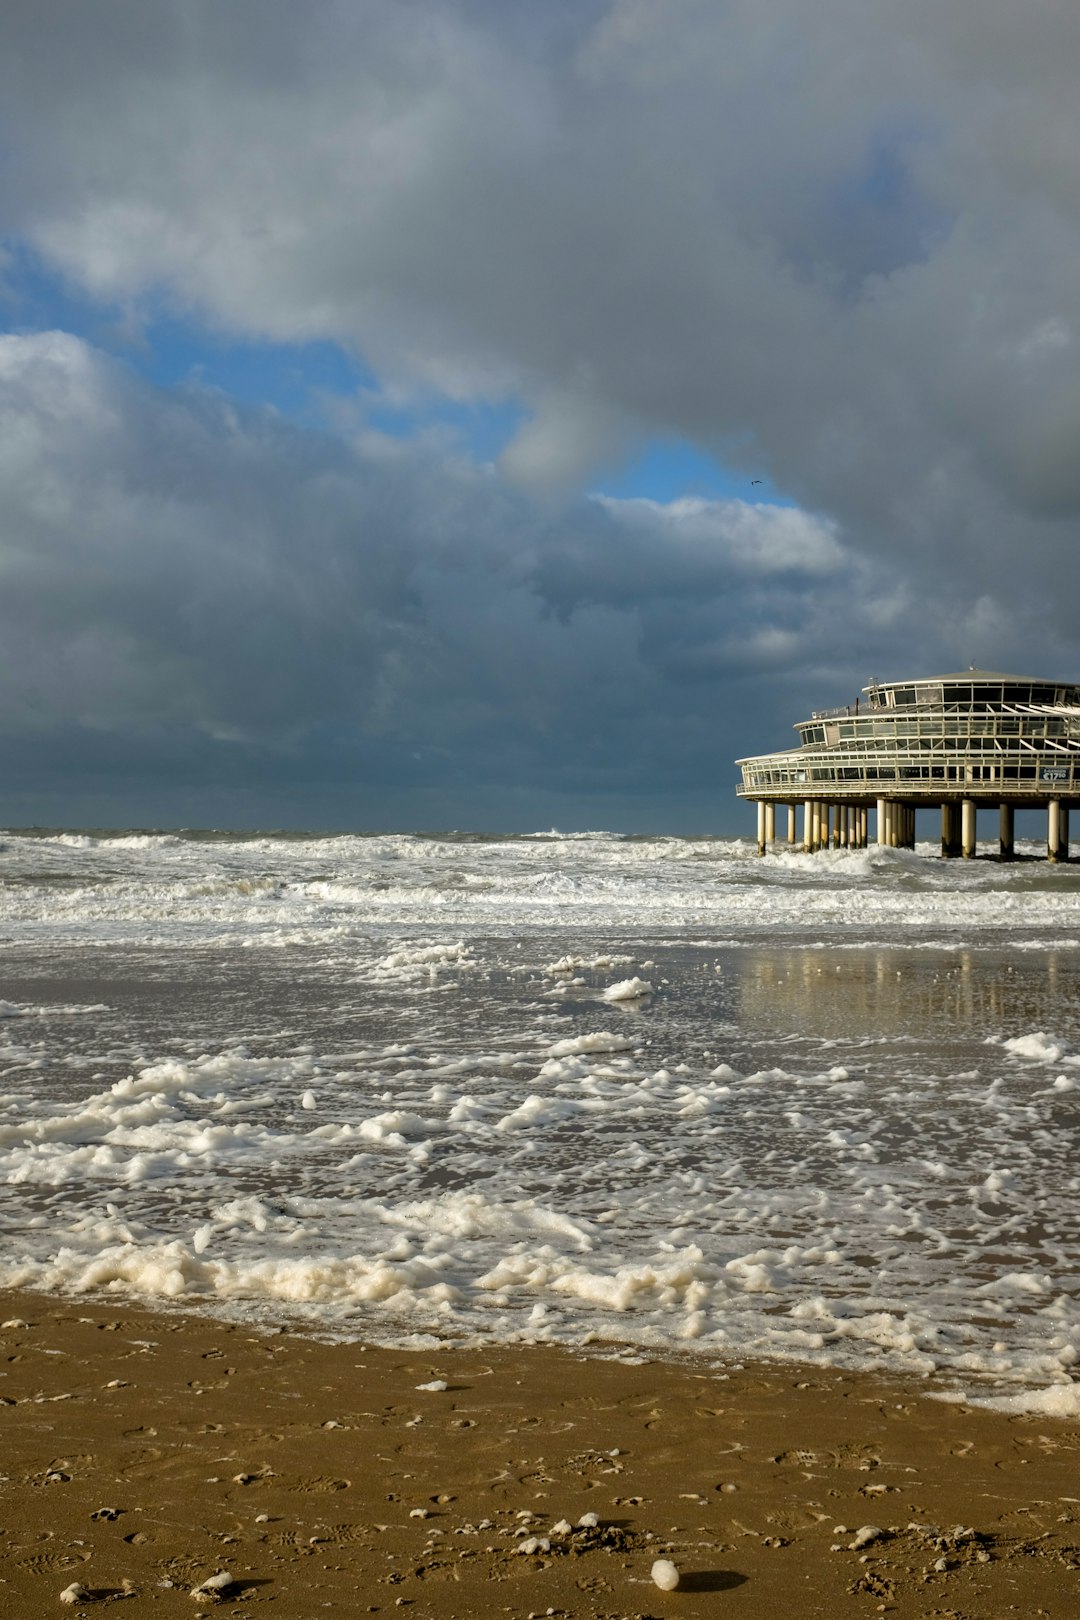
[3,1290,1080,1618]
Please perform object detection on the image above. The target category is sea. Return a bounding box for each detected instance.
[2,826,1080,1413]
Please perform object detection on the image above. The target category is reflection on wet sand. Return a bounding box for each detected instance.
[735,945,1080,1042]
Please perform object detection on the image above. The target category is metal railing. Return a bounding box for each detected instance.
[737,754,1078,796]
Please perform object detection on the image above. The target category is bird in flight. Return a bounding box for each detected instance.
[751,479,763,485]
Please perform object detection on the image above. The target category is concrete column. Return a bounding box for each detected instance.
[941,803,960,858]
[876,797,887,847]
[787,804,797,845]
[859,806,868,848]
[999,803,1015,862]
[1064,807,1070,861]
[832,805,842,849]
[813,801,824,852]
[886,800,898,847]
[1048,799,1063,863]
[764,801,776,847]
[961,798,977,859]
[804,799,813,854]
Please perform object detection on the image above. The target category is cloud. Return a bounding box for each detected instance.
[0,328,951,825]
[2,0,1079,560]
[3,3,1080,823]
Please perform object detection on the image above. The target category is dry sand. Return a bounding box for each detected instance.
[2,1290,1079,1618]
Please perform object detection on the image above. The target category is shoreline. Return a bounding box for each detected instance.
[3,1288,1080,1617]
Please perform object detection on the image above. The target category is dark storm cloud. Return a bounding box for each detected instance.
[4,0,1080,546]
[0,330,922,824]
[2,1,1080,823]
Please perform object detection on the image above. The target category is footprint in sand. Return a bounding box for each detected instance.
[17,1548,92,1575]
[291,1476,351,1493]
[295,1523,371,1545]
[774,1445,881,1471]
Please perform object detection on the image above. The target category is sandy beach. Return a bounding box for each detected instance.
[2,1291,1079,1618]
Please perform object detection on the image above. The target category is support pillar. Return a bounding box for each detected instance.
[832,805,842,849]
[757,799,766,856]
[1048,799,1067,863]
[942,803,961,858]
[961,798,976,859]
[876,797,887,847]
[764,801,776,848]
[803,798,813,854]
[858,806,868,848]
[787,804,797,845]
[999,803,1014,862]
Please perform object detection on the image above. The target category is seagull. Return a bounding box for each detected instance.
[751,479,763,485]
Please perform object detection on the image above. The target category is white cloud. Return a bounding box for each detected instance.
[594,496,845,577]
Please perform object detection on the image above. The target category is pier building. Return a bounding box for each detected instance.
[737,671,1080,860]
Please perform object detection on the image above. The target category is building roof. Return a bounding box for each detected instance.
[865,670,1073,689]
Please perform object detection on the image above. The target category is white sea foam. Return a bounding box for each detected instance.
[4,827,1080,949]
[944,1382,1080,1417]
[2,827,1080,1400]
[602,977,654,1002]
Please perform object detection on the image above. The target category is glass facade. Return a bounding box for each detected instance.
[737,673,1080,800]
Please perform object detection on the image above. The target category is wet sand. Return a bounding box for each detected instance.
[2,1292,1079,1617]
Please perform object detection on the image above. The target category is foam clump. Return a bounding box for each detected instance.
[59,1583,87,1605]
[1002,1031,1068,1063]
[967,1382,1080,1417]
[415,1379,447,1391]
[189,1571,234,1602]
[517,1535,551,1555]
[545,952,634,975]
[651,1558,680,1590]
[602,978,653,1002]
[850,1524,885,1549]
[546,1031,635,1055]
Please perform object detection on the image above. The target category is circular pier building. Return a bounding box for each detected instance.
[737,670,1080,860]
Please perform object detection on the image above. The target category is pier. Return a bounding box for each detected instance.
[736,671,1080,860]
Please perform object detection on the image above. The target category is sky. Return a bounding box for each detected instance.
[3,0,1080,833]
